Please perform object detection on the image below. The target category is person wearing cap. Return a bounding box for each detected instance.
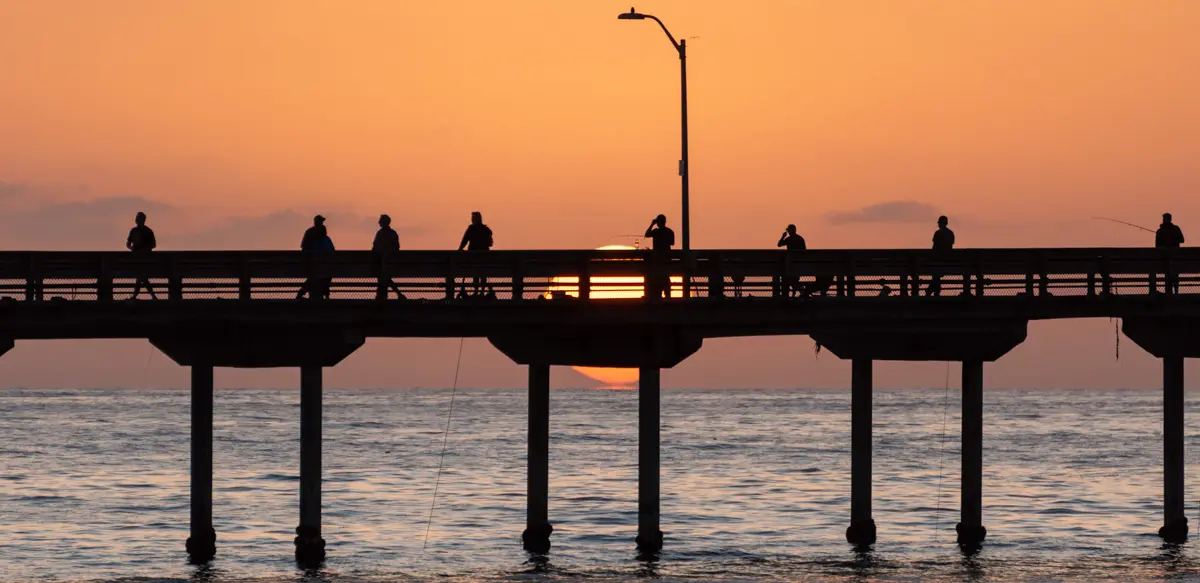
[1156,213,1185,294]
[372,214,404,300]
[297,215,333,299]
[126,211,158,300]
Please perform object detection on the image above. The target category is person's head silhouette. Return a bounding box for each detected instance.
[1164,213,1174,224]
[655,214,667,227]
[786,224,797,235]
[313,215,325,226]
[471,211,482,225]
[938,215,949,228]
[135,212,146,226]
[379,214,391,227]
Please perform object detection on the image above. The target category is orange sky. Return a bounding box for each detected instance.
[0,1,1198,389]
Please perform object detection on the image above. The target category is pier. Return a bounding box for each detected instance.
[2,246,1198,562]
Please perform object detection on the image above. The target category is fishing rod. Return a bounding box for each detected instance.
[1092,217,1154,233]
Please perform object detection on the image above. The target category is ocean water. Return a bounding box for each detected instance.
[3,387,1200,582]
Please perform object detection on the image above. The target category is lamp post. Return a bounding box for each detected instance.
[618,7,690,254]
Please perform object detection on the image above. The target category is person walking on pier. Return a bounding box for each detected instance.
[925,215,955,296]
[777,224,806,297]
[372,214,405,300]
[1156,213,1185,294]
[457,211,494,298]
[126,212,158,300]
[297,215,334,300]
[645,214,675,299]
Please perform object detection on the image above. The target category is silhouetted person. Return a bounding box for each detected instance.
[457,211,494,297]
[644,214,675,298]
[373,214,404,300]
[1156,213,1185,294]
[298,215,333,299]
[777,224,806,297]
[926,215,955,296]
[127,212,158,300]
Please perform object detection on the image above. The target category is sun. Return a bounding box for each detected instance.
[548,244,681,387]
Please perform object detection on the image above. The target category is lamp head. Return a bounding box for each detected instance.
[618,7,646,19]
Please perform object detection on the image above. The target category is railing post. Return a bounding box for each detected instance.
[973,254,984,296]
[97,255,112,302]
[1087,271,1096,297]
[1165,253,1177,296]
[1037,254,1049,296]
[579,258,591,300]
[238,257,252,301]
[444,256,456,300]
[846,257,856,298]
[25,255,41,302]
[512,259,524,301]
[709,253,725,299]
[1101,255,1113,295]
[169,256,183,301]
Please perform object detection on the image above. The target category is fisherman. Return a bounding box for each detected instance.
[1156,213,1185,294]
[644,214,675,298]
[777,224,806,297]
[926,215,955,296]
[457,211,494,298]
[372,214,404,300]
[126,212,158,300]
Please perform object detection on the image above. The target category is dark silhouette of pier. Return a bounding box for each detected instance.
[3,246,1199,562]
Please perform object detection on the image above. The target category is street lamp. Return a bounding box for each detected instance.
[618,7,690,254]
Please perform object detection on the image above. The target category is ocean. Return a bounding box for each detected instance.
[3,387,1200,582]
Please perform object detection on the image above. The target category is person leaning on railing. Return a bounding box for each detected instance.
[1156,213,1185,294]
[457,211,494,298]
[925,215,955,296]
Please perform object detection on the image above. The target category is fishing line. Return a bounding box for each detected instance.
[421,337,466,553]
[933,361,952,542]
[1092,217,1154,233]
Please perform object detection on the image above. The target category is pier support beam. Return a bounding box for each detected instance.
[295,365,325,564]
[1161,356,1188,542]
[846,358,876,546]
[637,366,664,554]
[956,360,987,547]
[186,363,217,562]
[522,363,553,553]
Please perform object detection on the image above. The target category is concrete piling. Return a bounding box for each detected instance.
[522,363,553,553]
[186,364,217,562]
[637,366,664,553]
[1161,355,1188,542]
[846,358,877,546]
[956,360,986,547]
[295,365,326,564]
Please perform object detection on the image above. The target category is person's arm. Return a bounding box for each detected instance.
[645,224,656,238]
[371,231,383,252]
[458,228,470,251]
[778,233,788,247]
[126,229,134,251]
[147,229,156,251]
[1178,227,1185,245]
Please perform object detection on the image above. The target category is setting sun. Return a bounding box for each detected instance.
[548,244,680,386]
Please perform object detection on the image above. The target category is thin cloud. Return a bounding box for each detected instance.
[826,201,940,225]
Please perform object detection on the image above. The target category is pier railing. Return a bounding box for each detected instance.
[0,248,1195,302]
